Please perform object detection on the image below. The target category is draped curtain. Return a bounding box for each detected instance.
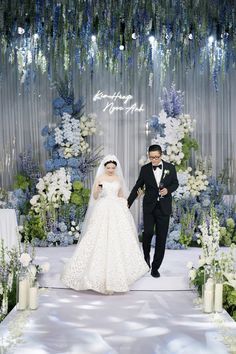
[0,54,235,222]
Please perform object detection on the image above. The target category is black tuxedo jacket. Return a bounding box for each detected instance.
[128,161,179,215]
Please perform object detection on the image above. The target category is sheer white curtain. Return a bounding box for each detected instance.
[0,56,235,223]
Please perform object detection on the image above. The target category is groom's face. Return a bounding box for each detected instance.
[149,151,162,166]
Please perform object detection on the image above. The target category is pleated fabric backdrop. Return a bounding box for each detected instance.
[0,54,235,221]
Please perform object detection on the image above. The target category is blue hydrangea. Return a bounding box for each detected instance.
[47,232,56,242]
[53,97,66,109]
[31,238,40,247]
[41,125,50,136]
[39,240,48,247]
[54,158,67,169]
[67,158,79,168]
[166,229,186,249]
[68,237,74,245]
[47,134,56,148]
[149,115,166,137]
[58,222,67,232]
[45,159,54,171]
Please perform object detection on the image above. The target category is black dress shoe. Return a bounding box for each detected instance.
[151,269,160,278]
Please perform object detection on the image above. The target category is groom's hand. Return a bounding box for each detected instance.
[160,188,168,197]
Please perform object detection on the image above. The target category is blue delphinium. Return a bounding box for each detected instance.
[160,83,184,118]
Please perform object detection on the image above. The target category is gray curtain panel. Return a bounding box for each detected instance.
[0,57,235,223]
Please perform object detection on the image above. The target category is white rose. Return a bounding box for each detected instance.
[19,253,32,267]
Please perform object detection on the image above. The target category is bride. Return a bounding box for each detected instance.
[61,154,149,294]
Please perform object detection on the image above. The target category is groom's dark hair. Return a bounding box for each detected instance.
[148,145,162,154]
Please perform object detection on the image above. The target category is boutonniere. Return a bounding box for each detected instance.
[163,169,170,179]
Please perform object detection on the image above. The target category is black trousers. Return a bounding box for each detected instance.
[143,203,170,271]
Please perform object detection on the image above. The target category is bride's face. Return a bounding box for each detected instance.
[105,163,116,176]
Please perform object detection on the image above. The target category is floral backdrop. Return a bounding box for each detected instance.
[138,84,236,250]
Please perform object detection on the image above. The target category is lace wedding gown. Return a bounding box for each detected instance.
[61,180,149,294]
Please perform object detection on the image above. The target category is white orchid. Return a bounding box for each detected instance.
[30,168,72,212]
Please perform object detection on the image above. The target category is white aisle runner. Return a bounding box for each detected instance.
[1,288,235,354]
[1,247,235,354]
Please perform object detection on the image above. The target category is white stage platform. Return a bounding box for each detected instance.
[35,246,204,291]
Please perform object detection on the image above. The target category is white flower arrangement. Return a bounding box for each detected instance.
[151,110,195,166]
[197,208,220,265]
[30,168,72,212]
[174,168,209,199]
[54,112,97,158]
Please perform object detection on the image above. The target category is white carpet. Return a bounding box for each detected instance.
[1,247,235,354]
[1,288,235,354]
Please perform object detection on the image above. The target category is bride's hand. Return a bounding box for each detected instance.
[96,184,103,193]
[93,183,103,199]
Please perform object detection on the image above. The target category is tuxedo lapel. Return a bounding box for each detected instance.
[160,160,165,183]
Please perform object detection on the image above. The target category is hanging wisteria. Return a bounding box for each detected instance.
[0,0,235,88]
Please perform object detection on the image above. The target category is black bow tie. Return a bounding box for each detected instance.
[153,165,162,171]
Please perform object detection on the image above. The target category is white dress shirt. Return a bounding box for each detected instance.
[153,162,163,187]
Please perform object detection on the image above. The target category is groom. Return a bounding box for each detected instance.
[128,145,179,278]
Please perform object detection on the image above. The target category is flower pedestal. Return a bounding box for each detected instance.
[203,265,215,313]
[16,267,30,311]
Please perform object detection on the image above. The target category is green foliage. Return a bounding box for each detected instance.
[220,218,236,246]
[72,181,84,191]
[13,174,30,191]
[179,208,195,247]
[23,212,46,242]
[223,284,236,321]
[70,182,90,207]
[177,134,199,171]
[192,266,205,295]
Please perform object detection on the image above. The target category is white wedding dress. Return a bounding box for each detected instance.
[61,180,149,294]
